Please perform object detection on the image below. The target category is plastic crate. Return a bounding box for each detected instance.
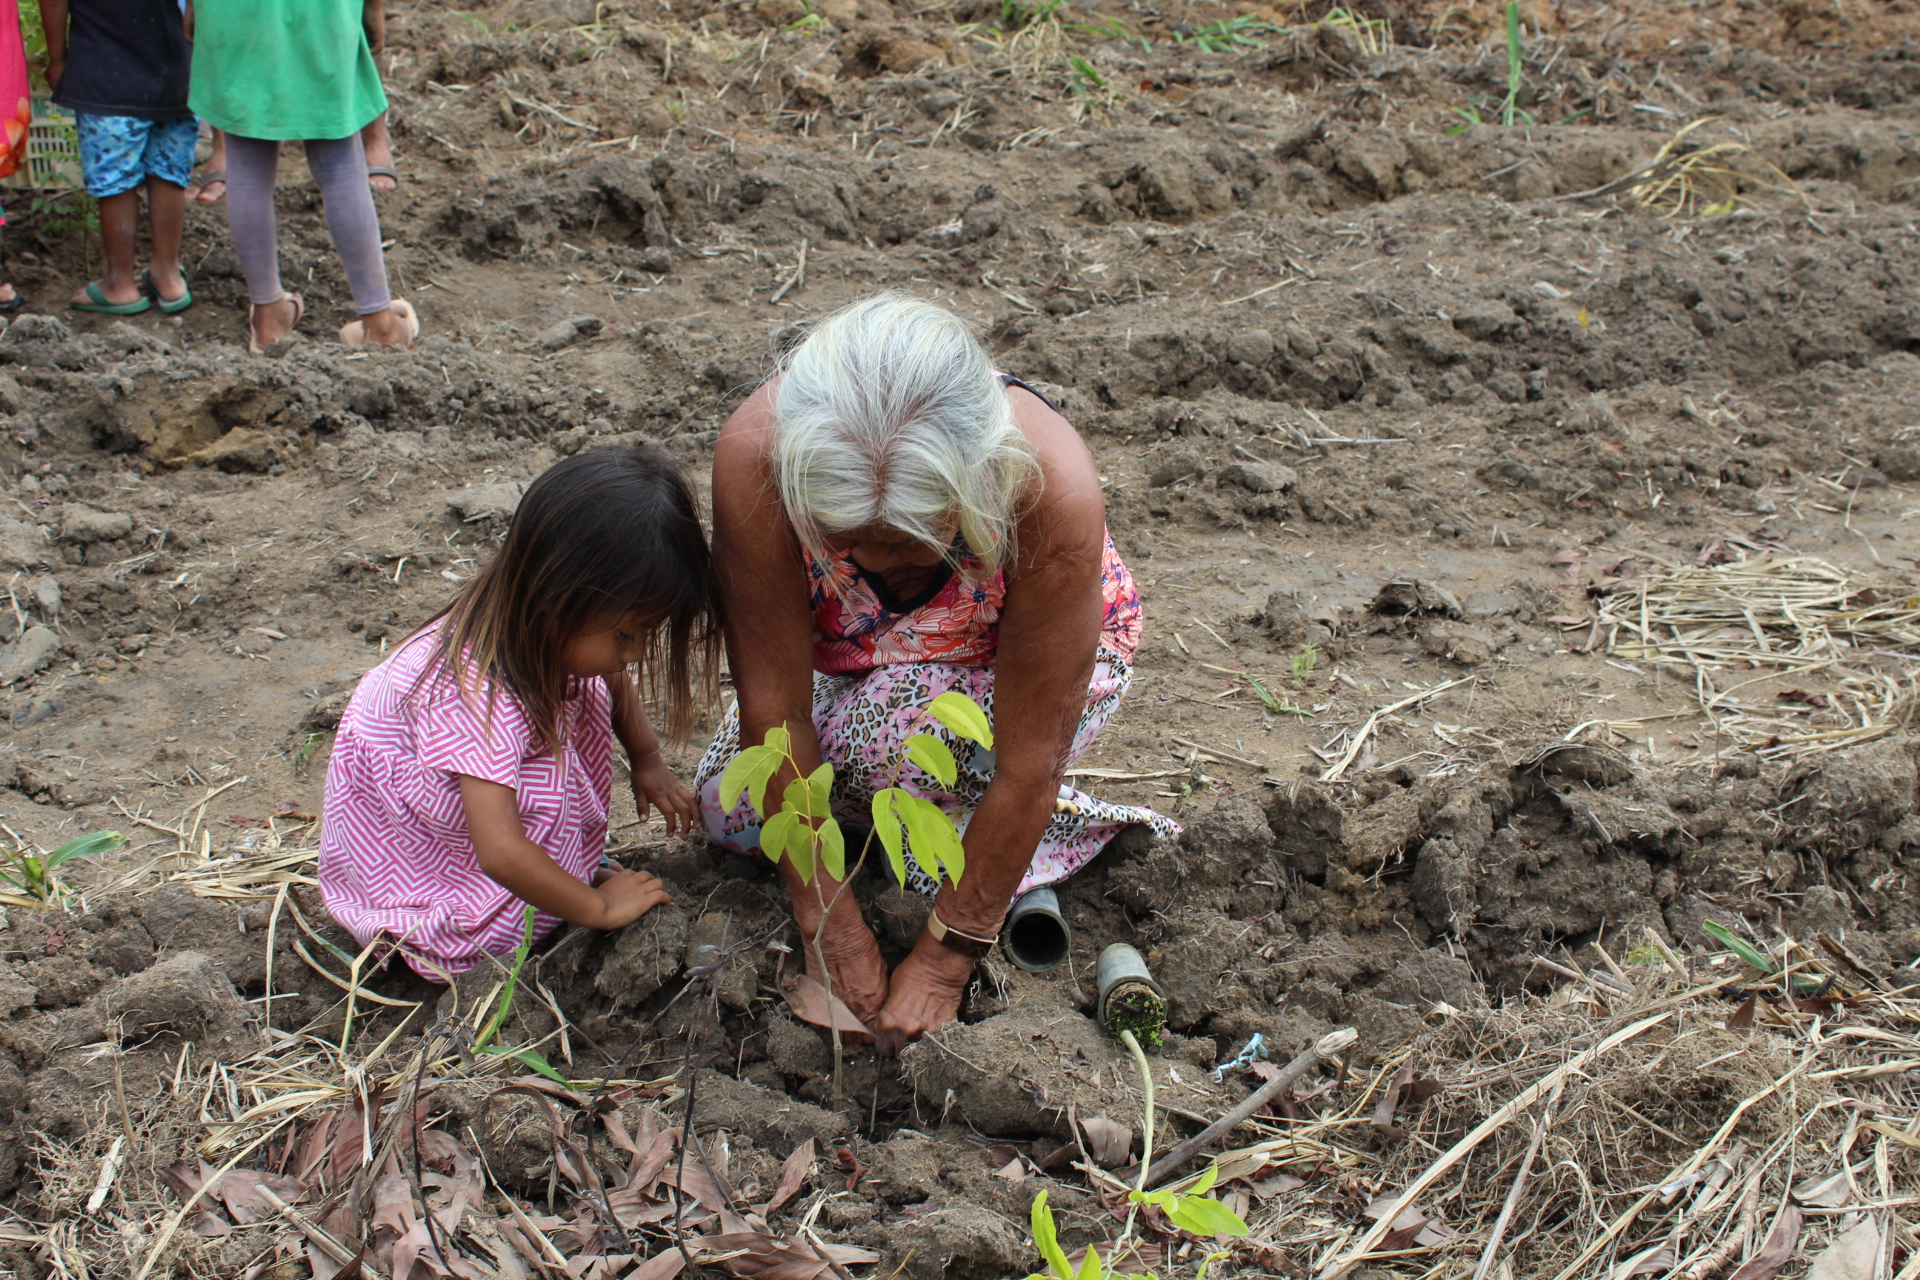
[1,97,82,191]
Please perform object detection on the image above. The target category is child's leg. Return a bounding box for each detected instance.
[69,115,151,307]
[141,118,198,302]
[224,134,301,342]
[303,136,410,346]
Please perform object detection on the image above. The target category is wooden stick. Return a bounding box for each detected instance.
[256,1185,383,1275]
[1318,1011,1674,1279]
[1141,1027,1357,1188]
[1470,1078,1565,1280]
[769,240,809,303]
[1169,736,1267,770]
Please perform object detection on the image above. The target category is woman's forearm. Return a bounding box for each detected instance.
[936,771,1064,936]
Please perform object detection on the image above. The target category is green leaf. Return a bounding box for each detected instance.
[763,724,791,758]
[1029,1191,1074,1280]
[1188,1164,1219,1197]
[1701,920,1774,974]
[761,811,798,867]
[900,795,966,884]
[927,691,993,748]
[806,761,834,815]
[817,817,845,882]
[872,790,908,886]
[781,777,812,821]
[43,830,125,872]
[784,820,816,884]
[1075,1243,1103,1280]
[904,733,958,787]
[718,745,769,812]
[1166,1196,1248,1238]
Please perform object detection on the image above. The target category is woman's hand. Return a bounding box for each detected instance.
[630,752,699,837]
[873,932,975,1055]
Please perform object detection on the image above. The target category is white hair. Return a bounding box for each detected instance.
[772,293,1040,574]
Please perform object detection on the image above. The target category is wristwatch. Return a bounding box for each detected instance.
[927,909,996,960]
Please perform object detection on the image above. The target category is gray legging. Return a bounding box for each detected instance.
[225,133,392,317]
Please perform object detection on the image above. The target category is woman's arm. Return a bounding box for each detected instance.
[459,775,669,929]
[940,388,1105,934]
[713,384,891,1019]
[874,386,1106,1050]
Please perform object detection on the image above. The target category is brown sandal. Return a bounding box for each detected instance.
[247,292,304,354]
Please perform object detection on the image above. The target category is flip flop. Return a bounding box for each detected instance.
[339,298,420,350]
[190,169,227,205]
[71,281,151,315]
[367,164,400,192]
[141,268,192,314]
[248,291,304,354]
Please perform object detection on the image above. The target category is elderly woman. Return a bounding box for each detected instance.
[696,293,1176,1051]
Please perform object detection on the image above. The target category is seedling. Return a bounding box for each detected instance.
[1173,15,1278,52]
[722,691,991,1099]
[1242,673,1313,719]
[292,732,324,766]
[1322,6,1389,55]
[472,904,574,1085]
[0,830,125,903]
[1102,981,1166,1047]
[1291,642,1319,681]
[1027,1027,1249,1277]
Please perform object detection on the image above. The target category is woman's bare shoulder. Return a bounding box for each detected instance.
[714,382,778,484]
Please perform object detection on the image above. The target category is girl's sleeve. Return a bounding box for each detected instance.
[413,682,531,789]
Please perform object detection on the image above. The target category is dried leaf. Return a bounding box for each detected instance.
[1246,1172,1306,1199]
[1372,1064,1415,1138]
[766,1140,814,1217]
[212,1169,310,1225]
[1727,1205,1803,1280]
[370,1171,414,1238]
[780,972,872,1038]
[1726,994,1758,1035]
[1613,1246,1675,1278]
[1804,1218,1882,1280]
[1079,1116,1132,1168]
[993,1156,1031,1181]
[692,1231,881,1280]
[832,1140,867,1193]
[631,1252,689,1280]
[1791,1169,1852,1209]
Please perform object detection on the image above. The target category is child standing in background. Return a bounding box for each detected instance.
[43,0,194,314]
[0,0,31,311]
[318,448,723,981]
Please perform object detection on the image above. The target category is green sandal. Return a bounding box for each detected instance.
[142,268,192,314]
[71,281,151,315]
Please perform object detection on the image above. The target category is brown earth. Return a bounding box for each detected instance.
[0,0,1918,1274]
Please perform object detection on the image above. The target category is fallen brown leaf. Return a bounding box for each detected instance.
[1727,1205,1803,1280]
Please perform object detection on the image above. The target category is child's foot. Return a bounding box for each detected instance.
[142,267,192,314]
[71,279,150,315]
[248,291,304,353]
[0,283,21,314]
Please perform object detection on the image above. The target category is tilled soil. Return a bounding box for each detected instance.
[1,0,1918,1274]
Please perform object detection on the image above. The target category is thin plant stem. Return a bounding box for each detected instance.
[1114,1027,1155,1252]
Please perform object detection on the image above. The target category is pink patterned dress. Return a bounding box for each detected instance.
[319,621,613,980]
[696,380,1177,899]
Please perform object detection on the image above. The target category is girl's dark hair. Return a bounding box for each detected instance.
[424,447,721,752]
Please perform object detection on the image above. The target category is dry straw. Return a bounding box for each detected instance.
[1597,553,1920,759]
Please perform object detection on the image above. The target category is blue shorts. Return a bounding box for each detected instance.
[74,114,198,199]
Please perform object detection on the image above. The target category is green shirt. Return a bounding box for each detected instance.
[188,0,387,141]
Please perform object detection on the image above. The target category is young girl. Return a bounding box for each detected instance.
[319,447,721,980]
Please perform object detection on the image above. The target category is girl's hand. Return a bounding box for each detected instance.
[593,869,672,929]
[631,752,699,838]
